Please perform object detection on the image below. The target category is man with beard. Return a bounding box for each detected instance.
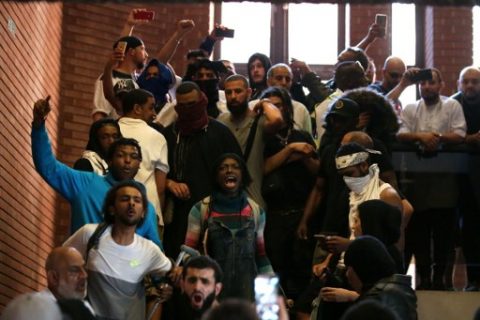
[92,36,147,120]
[64,180,173,320]
[218,74,283,209]
[397,68,466,290]
[451,66,480,291]
[174,256,223,320]
[31,96,161,246]
[162,82,242,258]
[1,247,91,317]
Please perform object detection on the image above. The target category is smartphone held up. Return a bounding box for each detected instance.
[214,27,235,38]
[255,275,280,320]
[133,10,155,21]
[375,14,387,38]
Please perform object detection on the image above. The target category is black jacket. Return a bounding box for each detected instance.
[362,274,417,320]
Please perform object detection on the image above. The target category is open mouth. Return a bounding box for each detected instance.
[224,175,238,188]
[191,293,204,308]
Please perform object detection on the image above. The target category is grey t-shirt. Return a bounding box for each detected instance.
[218,112,266,209]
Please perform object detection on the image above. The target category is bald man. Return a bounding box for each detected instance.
[2,247,90,317]
[45,247,88,300]
[451,66,480,291]
[368,56,419,115]
[369,56,406,95]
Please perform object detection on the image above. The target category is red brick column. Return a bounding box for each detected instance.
[423,6,473,95]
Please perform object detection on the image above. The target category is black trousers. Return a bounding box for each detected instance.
[264,209,314,300]
[405,207,456,285]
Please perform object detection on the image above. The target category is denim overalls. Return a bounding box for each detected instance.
[206,211,258,301]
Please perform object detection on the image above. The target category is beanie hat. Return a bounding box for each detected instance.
[344,235,396,288]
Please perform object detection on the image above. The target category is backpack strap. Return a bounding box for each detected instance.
[245,197,261,230]
[200,196,260,229]
[244,115,260,161]
[85,222,109,264]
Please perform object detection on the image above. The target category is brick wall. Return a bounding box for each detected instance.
[0,1,476,312]
[423,6,473,95]
[0,2,211,311]
[0,1,64,309]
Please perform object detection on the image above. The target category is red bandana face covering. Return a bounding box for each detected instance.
[174,92,209,136]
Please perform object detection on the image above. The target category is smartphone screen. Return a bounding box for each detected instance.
[255,275,279,320]
[375,14,387,37]
[375,14,387,28]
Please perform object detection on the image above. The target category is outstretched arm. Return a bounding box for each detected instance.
[120,8,152,37]
[32,97,91,202]
[355,23,385,51]
[102,50,125,114]
[156,19,195,64]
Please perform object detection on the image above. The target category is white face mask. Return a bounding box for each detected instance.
[343,174,371,194]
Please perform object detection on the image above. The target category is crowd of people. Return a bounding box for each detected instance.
[4,7,480,320]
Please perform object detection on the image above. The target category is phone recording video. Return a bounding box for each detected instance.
[255,275,279,320]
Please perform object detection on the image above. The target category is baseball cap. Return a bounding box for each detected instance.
[326,97,360,119]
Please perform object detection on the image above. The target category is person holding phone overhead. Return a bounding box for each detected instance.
[397,68,466,290]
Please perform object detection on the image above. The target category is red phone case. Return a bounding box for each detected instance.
[133,11,154,21]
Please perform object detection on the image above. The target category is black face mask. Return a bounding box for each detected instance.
[195,79,219,104]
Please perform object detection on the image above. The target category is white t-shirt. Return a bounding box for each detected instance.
[399,96,466,136]
[118,117,169,226]
[64,224,172,320]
